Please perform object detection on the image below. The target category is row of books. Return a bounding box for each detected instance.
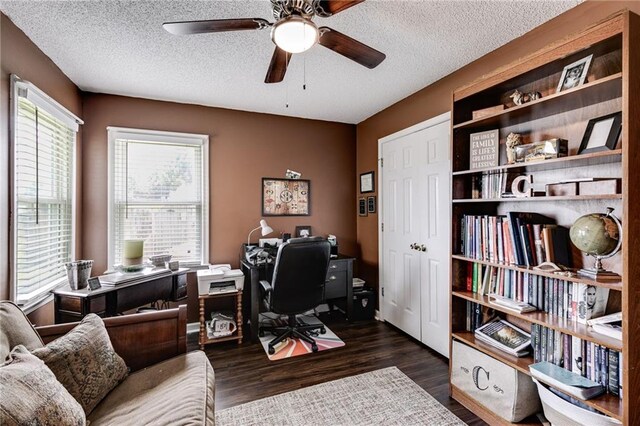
[531,324,622,399]
[460,212,571,267]
[466,264,610,323]
[470,171,513,199]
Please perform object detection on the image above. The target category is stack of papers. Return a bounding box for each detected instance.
[488,294,537,313]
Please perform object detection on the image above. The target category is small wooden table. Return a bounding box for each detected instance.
[199,290,243,350]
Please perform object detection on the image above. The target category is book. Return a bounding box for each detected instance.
[529,361,605,400]
[588,312,622,341]
[576,284,610,324]
[487,293,536,313]
[608,350,619,396]
[475,319,531,357]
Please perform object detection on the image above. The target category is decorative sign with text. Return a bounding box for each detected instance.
[469,129,499,169]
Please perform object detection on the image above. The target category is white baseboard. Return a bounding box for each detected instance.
[375,309,381,321]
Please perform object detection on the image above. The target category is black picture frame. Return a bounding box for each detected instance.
[578,112,622,155]
[360,171,375,193]
[367,196,376,214]
[262,178,310,216]
[294,225,312,238]
[87,277,101,291]
[358,198,367,217]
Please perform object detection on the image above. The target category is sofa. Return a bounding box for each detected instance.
[0,301,215,425]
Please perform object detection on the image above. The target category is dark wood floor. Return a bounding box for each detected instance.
[196,313,485,425]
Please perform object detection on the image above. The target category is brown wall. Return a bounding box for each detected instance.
[82,93,357,275]
[355,1,639,294]
[0,14,83,305]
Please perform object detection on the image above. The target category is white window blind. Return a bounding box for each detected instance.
[108,128,209,268]
[12,77,81,307]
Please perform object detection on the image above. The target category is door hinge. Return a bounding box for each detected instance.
[382,287,384,297]
[381,223,384,232]
[379,157,383,167]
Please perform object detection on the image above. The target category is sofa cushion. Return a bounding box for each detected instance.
[0,345,86,426]
[32,314,128,415]
[88,351,215,426]
[0,301,44,361]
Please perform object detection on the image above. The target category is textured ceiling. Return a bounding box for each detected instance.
[1,0,581,124]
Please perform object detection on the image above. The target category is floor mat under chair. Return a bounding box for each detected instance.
[258,313,345,360]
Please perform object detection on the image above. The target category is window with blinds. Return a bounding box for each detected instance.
[12,78,80,307]
[108,129,209,268]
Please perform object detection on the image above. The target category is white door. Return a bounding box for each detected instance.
[379,113,451,355]
[380,131,423,340]
[419,120,451,357]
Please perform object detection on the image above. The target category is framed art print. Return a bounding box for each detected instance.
[360,171,374,193]
[556,54,592,93]
[262,178,310,216]
[578,112,622,154]
[295,225,312,238]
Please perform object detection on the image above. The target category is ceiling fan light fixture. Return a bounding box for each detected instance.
[271,16,318,54]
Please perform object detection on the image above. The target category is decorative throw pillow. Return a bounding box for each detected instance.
[0,345,86,426]
[32,314,129,415]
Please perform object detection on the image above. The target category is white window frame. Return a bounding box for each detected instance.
[10,75,83,311]
[107,127,209,269]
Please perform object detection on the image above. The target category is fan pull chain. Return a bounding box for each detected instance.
[285,79,289,108]
[303,53,306,90]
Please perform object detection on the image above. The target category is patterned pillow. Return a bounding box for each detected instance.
[0,345,86,426]
[32,314,129,415]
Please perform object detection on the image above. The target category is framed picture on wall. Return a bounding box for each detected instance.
[262,178,310,216]
[360,171,375,193]
[359,198,367,217]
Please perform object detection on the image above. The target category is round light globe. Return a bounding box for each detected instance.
[271,16,318,54]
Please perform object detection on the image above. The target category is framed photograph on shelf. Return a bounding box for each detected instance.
[358,198,367,217]
[556,54,592,92]
[294,225,312,238]
[262,178,310,216]
[360,171,375,193]
[578,112,622,154]
[367,196,376,213]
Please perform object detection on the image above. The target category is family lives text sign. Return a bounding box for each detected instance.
[470,129,499,169]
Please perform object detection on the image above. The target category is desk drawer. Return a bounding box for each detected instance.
[328,260,347,273]
[325,270,347,299]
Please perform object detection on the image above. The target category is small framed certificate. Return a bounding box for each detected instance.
[88,277,101,291]
[360,171,374,193]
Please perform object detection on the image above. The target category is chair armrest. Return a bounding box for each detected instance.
[259,280,273,293]
[36,305,187,372]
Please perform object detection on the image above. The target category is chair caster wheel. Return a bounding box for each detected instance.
[320,327,326,334]
[312,344,318,352]
[258,329,265,337]
[268,346,275,355]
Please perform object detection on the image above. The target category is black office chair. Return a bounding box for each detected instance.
[259,237,331,354]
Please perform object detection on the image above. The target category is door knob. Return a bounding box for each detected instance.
[420,244,427,252]
[410,243,415,250]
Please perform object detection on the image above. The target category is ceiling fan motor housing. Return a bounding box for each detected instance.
[271,0,315,20]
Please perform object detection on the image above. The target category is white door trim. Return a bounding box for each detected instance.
[377,111,451,322]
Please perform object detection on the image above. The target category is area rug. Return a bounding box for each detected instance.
[258,313,345,361]
[215,366,465,425]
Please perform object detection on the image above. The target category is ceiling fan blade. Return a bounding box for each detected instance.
[314,0,365,17]
[265,47,292,83]
[163,18,270,35]
[318,27,385,69]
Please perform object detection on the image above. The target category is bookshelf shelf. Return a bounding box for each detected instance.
[451,255,623,291]
[452,149,622,176]
[453,333,623,420]
[452,73,622,131]
[452,194,622,203]
[452,291,623,351]
[448,12,637,423]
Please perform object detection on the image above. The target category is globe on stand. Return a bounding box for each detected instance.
[569,207,622,280]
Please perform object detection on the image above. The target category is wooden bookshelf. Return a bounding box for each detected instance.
[448,11,638,424]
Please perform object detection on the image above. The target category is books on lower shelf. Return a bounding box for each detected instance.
[474,318,531,357]
[588,312,622,341]
[530,324,621,399]
[530,361,605,400]
[464,263,610,323]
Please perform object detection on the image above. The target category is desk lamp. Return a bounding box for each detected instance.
[247,219,274,246]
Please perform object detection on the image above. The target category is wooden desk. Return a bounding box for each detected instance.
[52,269,188,323]
[241,255,354,342]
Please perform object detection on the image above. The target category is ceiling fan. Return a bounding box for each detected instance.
[163,0,386,84]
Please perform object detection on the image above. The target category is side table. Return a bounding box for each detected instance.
[199,290,243,350]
